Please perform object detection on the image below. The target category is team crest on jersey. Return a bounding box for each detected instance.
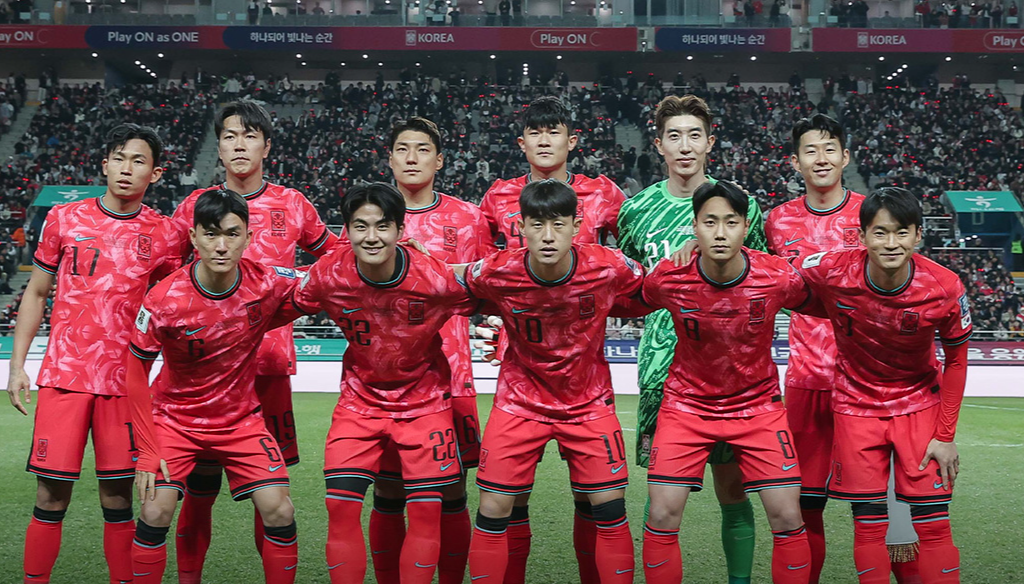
[749,298,766,324]
[900,311,920,335]
[479,448,488,469]
[246,301,263,327]
[36,439,48,460]
[443,226,458,249]
[649,446,659,467]
[408,301,425,324]
[137,234,153,259]
[270,209,286,234]
[579,294,596,318]
[843,228,860,248]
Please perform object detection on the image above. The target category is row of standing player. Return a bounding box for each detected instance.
[6,94,968,584]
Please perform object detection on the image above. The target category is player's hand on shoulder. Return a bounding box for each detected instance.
[920,438,959,491]
[473,315,504,366]
[672,240,700,267]
[402,238,430,256]
[6,368,32,415]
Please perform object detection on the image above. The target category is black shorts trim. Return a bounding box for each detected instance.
[827,489,888,502]
[231,477,290,501]
[96,467,137,480]
[476,477,533,496]
[403,473,462,490]
[646,474,704,491]
[570,478,629,493]
[26,464,81,482]
[895,493,953,505]
[744,477,802,492]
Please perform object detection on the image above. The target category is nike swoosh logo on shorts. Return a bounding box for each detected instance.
[342,308,362,314]
[511,307,530,314]
[611,464,625,474]
[646,560,669,568]
[506,211,521,218]
[934,481,944,489]
[269,464,284,472]
[783,463,797,471]
[679,307,700,314]
[441,462,455,471]
[285,564,297,571]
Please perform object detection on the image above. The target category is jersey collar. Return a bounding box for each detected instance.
[804,189,850,216]
[190,260,243,300]
[525,171,575,186]
[864,256,915,297]
[525,247,578,287]
[697,250,750,289]
[357,245,409,288]
[406,192,442,214]
[222,181,268,201]
[96,197,142,220]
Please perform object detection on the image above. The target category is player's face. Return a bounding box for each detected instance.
[791,130,849,191]
[218,115,271,180]
[860,208,922,272]
[655,115,716,181]
[347,203,405,268]
[517,124,578,172]
[101,139,164,200]
[518,214,581,267]
[190,213,252,275]
[694,196,749,263]
[389,130,443,190]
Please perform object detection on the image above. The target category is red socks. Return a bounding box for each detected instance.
[802,506,826,584]
[573,501,601,584]
[369,496,406,584]
[852,514,891,584]
[24,507,65,583]
[642,523,682,584]
[592,499,634,583]
[102,507,135,584]
[469,512,511,583]
[438,497,472,584]
[401,492,443,584]
[892,557,923,584]
[504,505,531,584]
[771,525,812,584]
[914,509,959,584]
[325,495,368,584]
[131,521,169,584]
[175,471,221,584]
[262,522,299,584]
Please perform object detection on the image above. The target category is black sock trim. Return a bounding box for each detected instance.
[800,495,828,511]
[373,495,407,513]
[102,506,134,523]
[592,499,627,523]
[264,521,297,544]
[574,500,594,519]
[33,506,66,523]
[475,512,510,533]
[135,520,170,547]
[509,505,530,521]
[442,496,468,513]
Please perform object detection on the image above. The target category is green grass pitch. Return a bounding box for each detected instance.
[1,394,1021,583]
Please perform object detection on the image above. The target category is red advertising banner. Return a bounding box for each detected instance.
[0,25,635,51]
[953,29,1024,52]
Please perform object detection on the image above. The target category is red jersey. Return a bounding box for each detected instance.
[480,173,625,249]
[798,249,973,417]
[643,250,810,418]
[129,259,300,430]
[173,182,338,376]
[463,244,645,423]
[32,198,184,397]
[765,190,865,392]
[403,193,497,397]
[291,245,477,419]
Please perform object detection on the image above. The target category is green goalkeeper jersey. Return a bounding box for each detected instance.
[617,178,767,464]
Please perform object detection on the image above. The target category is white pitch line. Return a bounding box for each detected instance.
[963,404,1024,412]
[960,443,1023,448]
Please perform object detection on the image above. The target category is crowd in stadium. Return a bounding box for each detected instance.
[1,74,1022,336]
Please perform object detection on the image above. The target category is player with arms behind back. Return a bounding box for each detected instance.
[616,95,766,584]
[464,180,644,584]
[288,183,478,584]
[478,94,627,584]
[367,116,496,584]
[170,100,338,583]
[7,124,183,584]
[128,189,303,584]
[796,188,970,584]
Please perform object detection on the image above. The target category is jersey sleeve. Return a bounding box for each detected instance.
[469,211,499,260]
[601,180,627,240]
[763,208,780,255]
[129,297,163,361]
[479,189,501,242]
[267,266,305,328]
[461,257,493,302]
[744,195,768,252]
[781,261,811,311]
[938,286,973,347]
[170,195,197,261]
[290,263,325,316]
[32,207,62,275]
[151,226,185,282]
[297,195,338,257]
[640,259,669,310]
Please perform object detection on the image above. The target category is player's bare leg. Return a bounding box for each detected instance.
[369,477,407,584]
[438,477,472,584]
[132,488,180,584]
[176,464,222,584]
[24,477,74,583]
[643,484,690,584]
[585,487,634,583]
[713,461,756,584]
[758,487,812,584]
[251,486,298,584]
[98,478,135,584]
[469,490,516,583]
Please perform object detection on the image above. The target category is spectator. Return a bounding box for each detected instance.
[312,1,326,14]
[262,1,273,18]
[770,0,783,26]
[499,0,510,25]
[248,0,259,23]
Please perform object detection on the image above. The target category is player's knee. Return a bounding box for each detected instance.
[97,478,133,509]
[139,497,175,527]
[799,495,827,511]
[647,498,682,530]
[591,498,627,526]
[478,492,515,519]
[374,478,405,499]
[763,501,803,532]
[35,477,73,510]
[260,496,295,527]
[475,511,510,533]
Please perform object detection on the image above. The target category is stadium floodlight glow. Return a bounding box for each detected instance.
[91,52,98,58]
[878,56,885,61]
[556,55,562,60]
[687,55,693,60]
[378,62,383,66]
[415,62,421,66]
[902,63,908,68]
[490,54,496,59]
[139,64,146,69]
[135,60,141,65]
[301,62,307,66]
[296,53,302,58]
[750,56,757,61]
[363,54,369,59]
[945,56,952,61]
[340,62,346,66]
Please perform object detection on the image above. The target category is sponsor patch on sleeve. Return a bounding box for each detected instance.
[273,266,296,278]
[299,270,311,290]
[958,293,970,317]
[624,256,643,276]
[135,306,151,334]
[802,252,826,269]
[470,259,484,279]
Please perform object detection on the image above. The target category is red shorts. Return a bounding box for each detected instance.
[475,408,629,496]
[27,387,135,482]
[828,406,951,505]
[785,387,834,498]
[154,419,290,500]
[255,375,299,466]
[379,396,482,480]
[647,407,801,493]
[324,405,462,490]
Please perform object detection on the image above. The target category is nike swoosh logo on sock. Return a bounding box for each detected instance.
[857,567,876,575]
[646,560,669,568]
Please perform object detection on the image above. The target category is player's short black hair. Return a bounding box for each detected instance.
[215,100,273,142]
[342,182,406,228]
[519,179,577,220]
[194,189,249,229]
[792,113,846,152]
[693,180,749,218]
[104,123,163,166]
[860,187,922,230]
[521,96,573,133]
[390,116,442,153]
